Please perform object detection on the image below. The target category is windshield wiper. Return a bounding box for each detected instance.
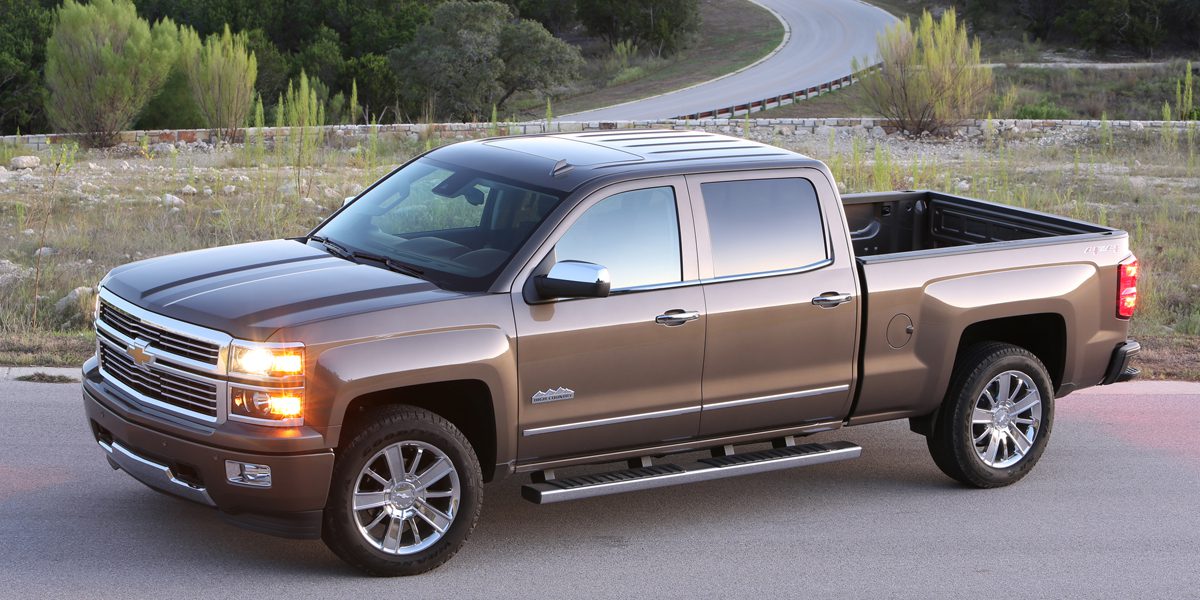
[309,235,354,261]
[351,250,426,279]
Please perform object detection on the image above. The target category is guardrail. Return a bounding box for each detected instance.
[673,73,859,120]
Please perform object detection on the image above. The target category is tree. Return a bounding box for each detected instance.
[345,53,400,121]
[497,19,584,107]
[855,8,993,136]
[577,0,699,56]
[295,25,344,92]
[245,28,289,107]
[395,1,580,121]
[44,0,179,146]
[181,24,257,140]
[0,0,52,134]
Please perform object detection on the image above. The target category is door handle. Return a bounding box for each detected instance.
[812,293,853,308]
[655,310,700,326]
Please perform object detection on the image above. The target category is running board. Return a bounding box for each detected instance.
[521,441,861,504]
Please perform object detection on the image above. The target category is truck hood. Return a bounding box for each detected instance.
[102,239,464,340]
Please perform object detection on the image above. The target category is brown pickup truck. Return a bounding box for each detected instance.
[82,129,1140,575]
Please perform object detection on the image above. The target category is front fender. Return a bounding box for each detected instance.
[310,326,517,470]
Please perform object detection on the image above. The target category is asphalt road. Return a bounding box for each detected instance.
[561,0,898,121]
[2,379,1197,598]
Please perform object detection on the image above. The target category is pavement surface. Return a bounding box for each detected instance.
[561,0,898,121]
[1,379,1197,598]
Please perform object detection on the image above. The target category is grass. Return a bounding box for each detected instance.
[526,0,784,118]
[761,63,1194,121]
[0,124,1197,379]
[15,372,78,384]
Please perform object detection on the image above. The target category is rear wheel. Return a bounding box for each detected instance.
[323,406,482,576]
[926,343,1054,488]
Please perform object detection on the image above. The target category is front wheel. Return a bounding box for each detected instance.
[322,406,483,576]
[926,342,1055,488]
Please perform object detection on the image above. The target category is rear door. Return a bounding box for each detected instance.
[687,169,859,436]
[511,177,706,462]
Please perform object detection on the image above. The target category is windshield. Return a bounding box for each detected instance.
[312,157,564,291]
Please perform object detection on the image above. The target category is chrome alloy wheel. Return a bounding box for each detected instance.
[971,370,1043,469]
[352,441,461,555]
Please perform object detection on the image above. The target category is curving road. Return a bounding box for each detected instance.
[562,0,898,122]
[3,380,1199,598]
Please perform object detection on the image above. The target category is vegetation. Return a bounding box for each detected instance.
[856,9,993,135]
[0,0,51,135]
[964,0,1200,55]
[180,25,257,141]
[576,0,701,56]
[44,0,180,147]
[393,1,583,121]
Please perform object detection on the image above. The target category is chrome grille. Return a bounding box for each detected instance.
[98,332,219,418]
[99,299,220,365]
[94,289,232,424]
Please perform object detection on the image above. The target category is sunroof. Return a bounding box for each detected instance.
[484,136,642,165]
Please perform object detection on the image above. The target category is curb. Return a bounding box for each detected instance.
[558,0,792,119]
[1,366,81,382]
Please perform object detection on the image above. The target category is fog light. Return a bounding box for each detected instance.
[225,460,272,488]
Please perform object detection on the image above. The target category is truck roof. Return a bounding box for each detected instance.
[428,129,827,193]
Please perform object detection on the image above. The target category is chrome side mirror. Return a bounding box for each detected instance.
[343,196,355,207]
[534,260,611,300]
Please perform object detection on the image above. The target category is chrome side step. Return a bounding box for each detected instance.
[521,440,861,504]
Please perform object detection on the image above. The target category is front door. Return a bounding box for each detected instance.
[688,171,859,436]
[512,178,705,462]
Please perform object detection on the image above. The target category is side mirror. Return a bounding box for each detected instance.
[534,261,611,300]
[343,196,355,207]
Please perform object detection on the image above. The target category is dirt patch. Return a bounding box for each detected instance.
[14,372,78,384]
[1133,335,1200,381]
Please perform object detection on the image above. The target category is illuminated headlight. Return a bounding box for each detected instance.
[230,342,304,378]
[231,386,304,426]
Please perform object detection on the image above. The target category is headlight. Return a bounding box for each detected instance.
[230,342,304,378]
[228,341,305,427]
[231,386,304,426]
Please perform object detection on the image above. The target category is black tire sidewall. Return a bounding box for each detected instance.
[950,347,1055,487]
[323,407,483,576]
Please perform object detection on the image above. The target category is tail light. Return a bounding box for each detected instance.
[1117,256,1138,319]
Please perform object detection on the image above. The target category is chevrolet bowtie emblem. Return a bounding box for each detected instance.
[126,340,154,369]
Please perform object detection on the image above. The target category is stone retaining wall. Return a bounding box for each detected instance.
[1,117,1191,151]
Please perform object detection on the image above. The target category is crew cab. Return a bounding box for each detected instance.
[82,130,1139,575]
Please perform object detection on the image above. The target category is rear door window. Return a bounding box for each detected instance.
[700,178,827,278]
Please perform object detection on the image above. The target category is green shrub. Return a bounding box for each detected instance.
[577,0,699,56]
[855,9,993,136]
[181,24,258,141]
[44,0,179,146]
[134,65,206,130]
[0,0,52,135]
[1014,98,1073,120]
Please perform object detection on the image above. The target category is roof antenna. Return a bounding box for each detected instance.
[551,159,574,177]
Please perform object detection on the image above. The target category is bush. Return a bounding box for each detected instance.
[181,24,257,140]
[0,0,52,135]
[44,0,179,146]
[855,8,993,136]
[344,54,399,122]
[1014,99,1073,120]
[245,28,289,109]
[134,65,206,130]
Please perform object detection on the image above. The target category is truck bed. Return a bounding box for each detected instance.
[842,190,1113,260]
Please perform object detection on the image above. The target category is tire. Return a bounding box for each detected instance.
[322,405,483,576]
[926,342,1055,488]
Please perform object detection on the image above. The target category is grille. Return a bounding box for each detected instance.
[98,334,219,418]
[99,300,220,365]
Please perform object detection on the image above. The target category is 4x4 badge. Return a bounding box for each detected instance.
[532,387,575,404]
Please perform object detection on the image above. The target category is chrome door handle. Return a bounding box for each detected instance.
[812,293,853,308]
[655,310,700,326]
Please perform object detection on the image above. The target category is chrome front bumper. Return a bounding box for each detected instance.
[99,438,216,507]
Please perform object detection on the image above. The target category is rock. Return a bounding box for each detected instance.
[76,181,99,194]
[87,162,101,170]
[222,185,237,195]
[162,193,185,207]
[322,187,339,199]
[9,155,40,170]
[33,246,55,258]
[1130,121,1144,132]
[870,126,886,138]
[202,187,213,196]
[180,185,197,195]
[277,182,298,196]
[120,161,132,171]
[54,286,95,315]
[152,142,174,154]
[21,228,34,235]
[955,179,970,192]
[0,259,32,287]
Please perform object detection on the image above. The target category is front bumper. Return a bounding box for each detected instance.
[82,362,334,539]
[1101,340,1141,385]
